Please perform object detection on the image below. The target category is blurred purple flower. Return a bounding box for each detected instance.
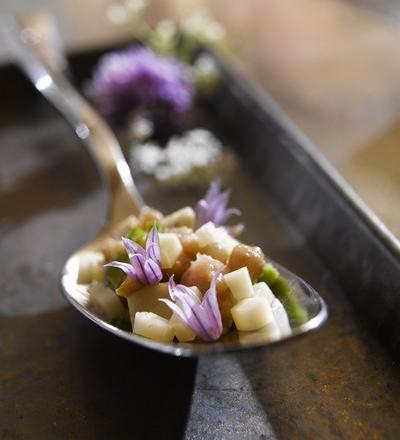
[85,46,193,122]
[161,268,224,342]
[196,179,241,228]
[105,225,162,285]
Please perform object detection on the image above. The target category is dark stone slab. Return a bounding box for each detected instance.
[0,64,399,439]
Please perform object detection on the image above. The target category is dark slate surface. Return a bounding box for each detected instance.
[1,79,400,439]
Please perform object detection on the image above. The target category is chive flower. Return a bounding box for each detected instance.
[195,179,241,228]
[161,269,224,342]
[85,46,193,122]
[105,225,162,285]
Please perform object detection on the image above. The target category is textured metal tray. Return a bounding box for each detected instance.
[0,48,399,439]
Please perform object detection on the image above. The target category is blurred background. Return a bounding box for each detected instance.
[1,0,399,237]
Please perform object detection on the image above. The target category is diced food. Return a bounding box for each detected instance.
[253,281,275,303]
[231,297,274,331]
[113,215,139,236]
[161,207,196,229]
[158,233,183,268]
[116,276,142,297]
[138,206,163,228]
[201,242,228,263]
[254,282,291,337]
[88,281,125,320]
[166,227,200,256]
[181,254,223,293]
[238,321,280,344]
[100,238,125,261]
[164,252,193,281]
[78,251,105,284]
[270,276,308,326]
[258,263,280,286]
[215,228,239,254]
[133,312,174,342]
[127,283,172,327]
[195,221,220,248]
[228,244,265,281]
[88,181,309,344]
[223,267,254,301]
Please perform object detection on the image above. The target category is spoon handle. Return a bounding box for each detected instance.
[2,13,144,227]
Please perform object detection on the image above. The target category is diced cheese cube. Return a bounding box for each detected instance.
[238,321,281,344]
[161,207,196,228]
[271,298,291,337]
[78,251,105,284]
[169,313,196,342]
[231,297,274,331]
[223,267,254,301]
[158,233,183,268]
[133,312,174,342]
[195,222,239,255]
[253,282,291,337]
[127,283,172,327]
[253,282,275,303]
[88,281,124,320]
[195,222,220,248]
[215,228,239,254]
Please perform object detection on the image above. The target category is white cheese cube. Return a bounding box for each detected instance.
[195,222,220,248]
[78,251,105,284]
[88,281,125,320]
[271,298,291,337]
[253,282,275,303]
[169,313,196,342]
[133,312,174,342]
[238,321,281,344]
[231,297,274,331]
[253,282,291,337]
[223,267,254,301]
[127,283,172,327]
[161,207,196,228]
[215,228,239,254]
[158,233,183,268]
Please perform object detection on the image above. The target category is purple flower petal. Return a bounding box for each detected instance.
[144,259,163,284]
[129,253,149,285]
[146,224,161,266]
[104,261,137,280]
[162,269,224,342]
[121,236,146,258]
[195,179,241,230]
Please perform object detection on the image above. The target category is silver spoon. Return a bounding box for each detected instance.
[3,13,327,356]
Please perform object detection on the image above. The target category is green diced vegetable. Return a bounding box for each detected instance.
[144,221,160,232]
[105,252,129,289]
[270,276,308,326]
[258,263,280,286]
[126,226,145,243]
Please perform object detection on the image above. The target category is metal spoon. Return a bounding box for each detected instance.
[3,14,327,356]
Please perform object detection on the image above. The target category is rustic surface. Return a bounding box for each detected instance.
[1,89,399,439]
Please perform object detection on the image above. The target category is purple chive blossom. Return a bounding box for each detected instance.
[196,179,241,228]
[105,225,162,285]
[160,268,224,342]
[85,46,193,122]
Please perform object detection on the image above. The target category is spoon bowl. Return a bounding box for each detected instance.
[4,12,327,356]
